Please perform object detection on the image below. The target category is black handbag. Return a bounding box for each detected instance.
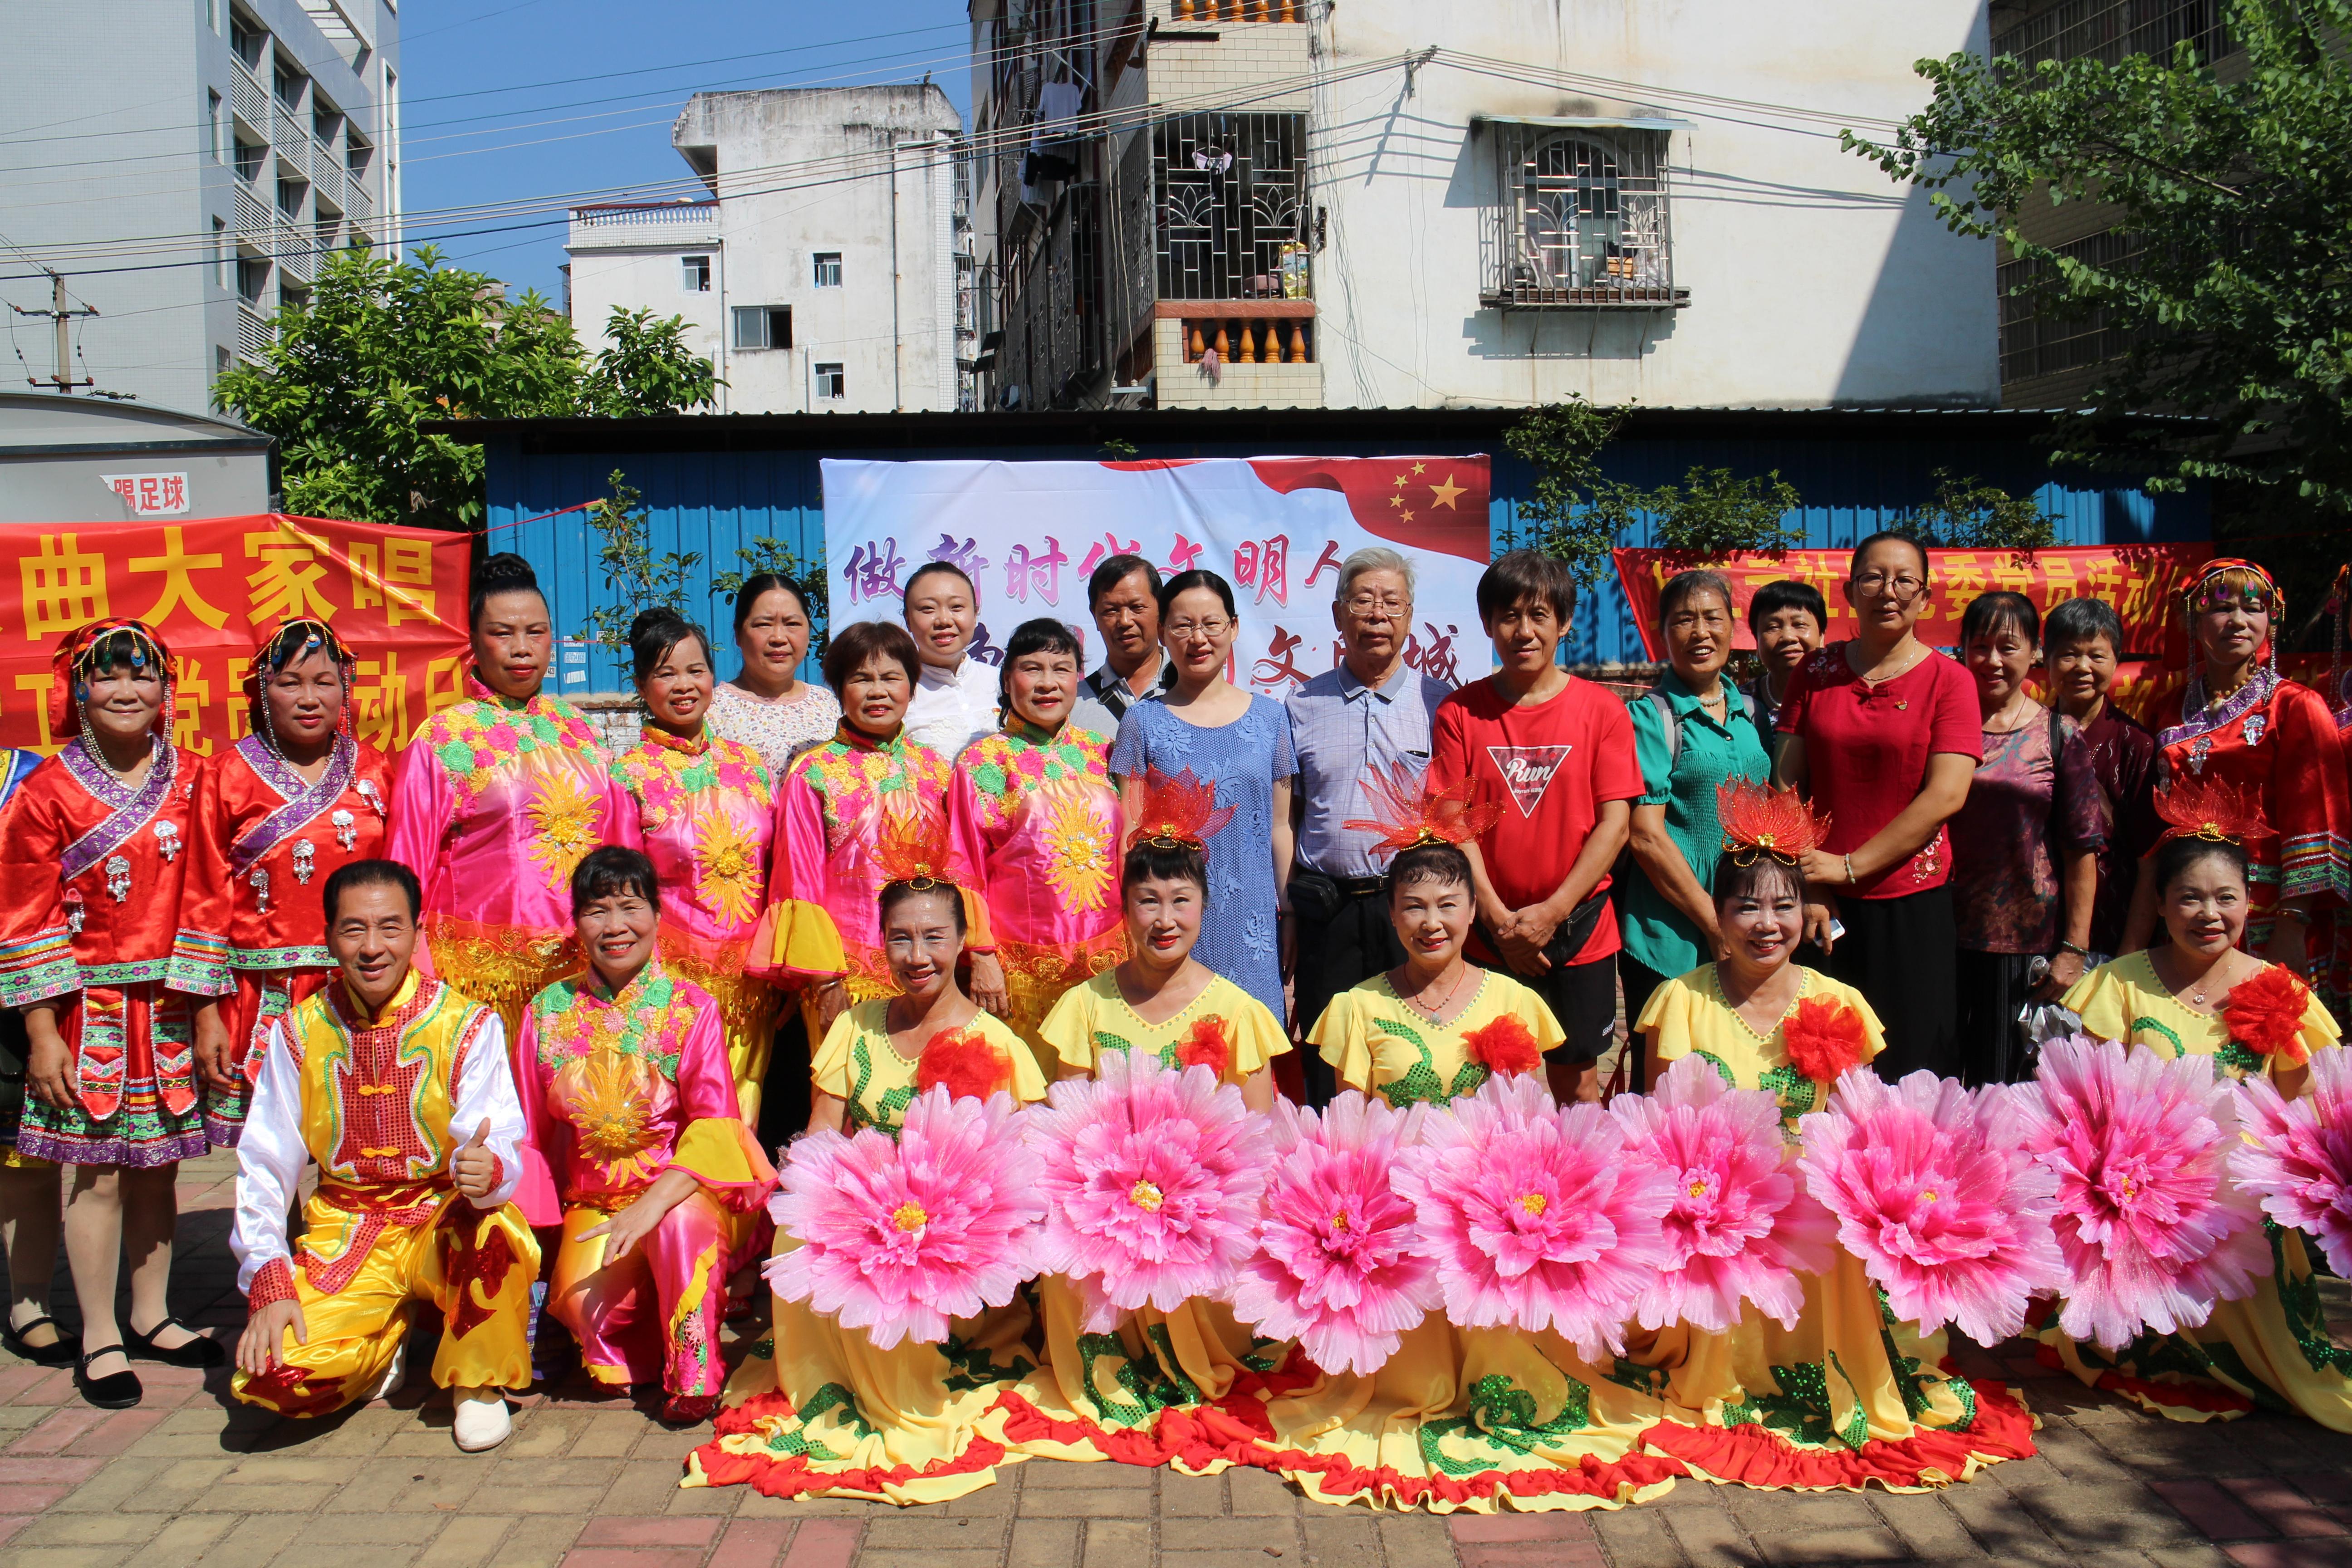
[1479,889,1611,970]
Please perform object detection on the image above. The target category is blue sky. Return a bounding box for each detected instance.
[402,0,972,303]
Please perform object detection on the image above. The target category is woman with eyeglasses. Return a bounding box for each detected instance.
[2118,559,2349,979]
[1106,570,1297,1024]
[1771,532,1981,1080]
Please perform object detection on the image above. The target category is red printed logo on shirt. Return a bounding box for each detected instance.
[1485,745,1574,817]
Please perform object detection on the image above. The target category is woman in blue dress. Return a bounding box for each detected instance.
[1108,570,1296,1021]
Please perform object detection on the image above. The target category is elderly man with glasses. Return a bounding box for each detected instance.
[1283,547,1453,1105]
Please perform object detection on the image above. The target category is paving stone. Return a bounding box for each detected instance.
[2221,1547,2352,1568]
[1226,1466,1301,1515]
[0,1547,130,1568]
[560,1549,704,1568]
[62,1456,239,1514]
[2223,1478,2351,1539]
[1023,1457,1152,1488]
[567,1414,645,1459]
[1298,1513,1382,1568]
[1455,1543,1607,1568]
[2014,1481,2200,1546]
[10,1513,164,1546]
[2158,1480,2279,1543]
[133,1515,238,1568]
[1083,1518,1152,1568]
[188,1514,307,1565]
[416,1519,520,1568]
[1662,1508,1765,1568]
[1592,1509,1688,1568]
[2146,1548,2239,1568]
[1867,1490,1985,1559]
[1018,1489,1170,1518]
[1161,1554,1315,1568]
[1448,1511,1594,1541]
[1937,1480,2072,1566]
[489,1514,585,1567]
[863,1514,1008,1548]
[1164,1516,1303,1551]
[779,1518,863,1568]
[708,1519,795,1568]
[855,1554,1011,1568]
[574,1516,722,1547]
[1162,1471,1225,1516]
[1005,1519,1080,1568]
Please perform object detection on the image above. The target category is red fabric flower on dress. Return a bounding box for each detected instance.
[1460,1014,1541,1077]
[1339,759,1504,861]
[916,1027,1011,1101]
[1176,1017,1231,1079]
[1781,995,1868,1084]
[2223,966,2315,1067]
[1126,767,1236,851]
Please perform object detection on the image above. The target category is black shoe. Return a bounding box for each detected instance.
[73,1346,142,1409]
[124,1315,227,1369]
[0,1315,82,1368]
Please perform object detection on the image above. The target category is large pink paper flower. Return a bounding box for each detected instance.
[2012,1036,2269,1351]
[1610,1055,1838,1333]
[1390,1074,1674,1358]
[765,1087,1044,1349]
[1024,1050,1273,1332]
[1227,1092,1442,1376]
[2231,1046,2352,1278]
[1796,1069,2065,1345]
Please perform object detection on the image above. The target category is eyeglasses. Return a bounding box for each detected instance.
[1165,618,1232,640]
[1343,593,1409,618]
[1853,571,1926,601]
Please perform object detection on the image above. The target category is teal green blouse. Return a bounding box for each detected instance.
[1617,671,1773,977]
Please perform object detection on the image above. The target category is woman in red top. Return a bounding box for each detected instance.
[1772,533,1981,1080]
[2121,559,2348,979]
[175,618,392,1148]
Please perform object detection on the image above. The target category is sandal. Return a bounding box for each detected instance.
[73,1346,142,1409]
[124,1314,227,1369]
[1,1314,82,1368]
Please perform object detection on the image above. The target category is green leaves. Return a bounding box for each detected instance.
[583,470,702,652]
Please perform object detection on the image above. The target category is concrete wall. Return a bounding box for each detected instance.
[0,393,270,521]
[566,206,728,397]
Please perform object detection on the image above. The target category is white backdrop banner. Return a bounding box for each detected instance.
[820,455,1492,696]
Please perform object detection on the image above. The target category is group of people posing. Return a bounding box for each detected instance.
[0,529,2344,1508]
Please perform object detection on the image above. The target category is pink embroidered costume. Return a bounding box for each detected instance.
[518,964,776,1402]
[387,674,629,1043]
[756,723,979,1010]
[947,720,1127,1062]
[172,621,392,1147]
[0,621,208,1167]
[610,725,779,1118]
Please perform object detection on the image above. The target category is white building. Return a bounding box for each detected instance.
[970,0,1996,412]
[0,0,399,413]
[566,87,969,415]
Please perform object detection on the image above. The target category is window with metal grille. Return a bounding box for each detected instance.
[1992,0,2235,68]
[1998,229,2141,383]
[1480,123,1684,309]
[812,251,842,288]
[732,305,791,349]
[1153,113,1309,301]
[814,362,846,399]
[681,255,711,293]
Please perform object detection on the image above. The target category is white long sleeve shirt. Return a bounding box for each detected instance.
[903,656,1003,762]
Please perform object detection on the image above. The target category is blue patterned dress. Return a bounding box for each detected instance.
[1109,694,1296,1019]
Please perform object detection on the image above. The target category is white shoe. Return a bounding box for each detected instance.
[369,1340,407,1403]
[451,1389,511,1452]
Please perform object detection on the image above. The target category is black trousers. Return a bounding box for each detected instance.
[1815,886,1960,1082]
[1293,882,1406,1107]
[1616,951,1673,1090]
[755,1003,814,1154]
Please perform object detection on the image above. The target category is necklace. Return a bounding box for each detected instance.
[1402,963,1472,1019]
[80,733,152,784]
[1853,640,1927,686]
[2156,948,2234,1010]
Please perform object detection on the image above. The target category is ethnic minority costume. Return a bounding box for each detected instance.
[0,749,50,1167]
[948,720,1127,1069]
[387,675,627,1044]
[229,971,539,1415]
[0,623,207,1168]
[2052,951,2349,1429]
[518,963,776,1401]
[689,1004,1046,1504]
[755,724,974,1013]
[1311,972,1564,1110]
[610,725,780,1118]
[172,624,392,1147]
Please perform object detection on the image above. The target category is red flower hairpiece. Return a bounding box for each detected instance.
[2223,967,2313,1067]
[1460,1014,1542,1077]
[874,804,962,890]
[1781,995,1868,1084]
[1174,1017,1232,1080]
[2154,775,2272,847]
[1717,779,1831,866]
[1340,759,1504,861]
[1126,767,1236,852]
[914,1026,1012,1101]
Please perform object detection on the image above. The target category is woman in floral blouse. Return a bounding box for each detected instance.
[706,573,839,774]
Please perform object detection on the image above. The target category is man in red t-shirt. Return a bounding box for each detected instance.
[1430,550,1645,1103]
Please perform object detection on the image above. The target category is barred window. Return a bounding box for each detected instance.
[1998,230,2140,383]
[1480,122,1685,310]
[1154,112,1309,302]
[1992,0,2234,68]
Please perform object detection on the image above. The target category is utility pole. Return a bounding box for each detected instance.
[10,272,98,392]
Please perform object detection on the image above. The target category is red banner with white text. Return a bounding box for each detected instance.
[0,514,472,757]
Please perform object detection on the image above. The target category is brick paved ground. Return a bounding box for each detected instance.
[5,1150,2352,1568]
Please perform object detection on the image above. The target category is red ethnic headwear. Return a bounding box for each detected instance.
[1716,779,1830,866]
[50,618,175,745]
[1125,766,1235,852]
[2153,774,2272,846]
[245,616,359,742]
[873,803,963,891]
[1340,759,1503,862]
[2183,557,2278,616]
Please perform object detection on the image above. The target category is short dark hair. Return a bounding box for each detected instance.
[822,619,921,694]
[571,845,661,916]
[628,608,713,684]
[1850,531,1929,582]
[1000,617,1085,708]
[902,561,975,612]
[2153,833,2249,899]
[2044,595,2123,654]
[1960,590,2040,648]
[1122,838,1208,894]
[732,573,811,635]
[1089,553,1162,610]
[1747,578,1827,632]
[323,858,421,924]
[469,552,544,631]
[878,879,967,934]
[1157,568,1236,622]
[1476,549,1576,623]
[1657,569,1735,626]
[1712,851,1806,911]
[1388,842,1472,897]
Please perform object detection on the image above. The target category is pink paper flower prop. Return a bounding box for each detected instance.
[1227,1092,1442,1377]
[1024,1049,1273,1333]
[2012,1036,2269,1352]
[1390,1074,1675,1358]
[765,1087,1045,1349]
[2231,1045,2352,1278]
[1796,1069,2065,1346]
[1610,1055,1838,1334]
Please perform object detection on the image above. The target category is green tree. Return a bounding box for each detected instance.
[1901,470,2060,551]
[712,538,832,660]
[583,469,703,652]
[1499,398,1623,580]
[1592,466,1807,563]
[1845,0,2352,516]
[216,247,718,530]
